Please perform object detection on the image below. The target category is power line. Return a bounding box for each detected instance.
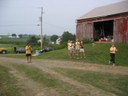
[0,24,38,27]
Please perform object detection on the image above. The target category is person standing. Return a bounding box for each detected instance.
[75,39,80,59]
[14,47,17,53]
[70,41,75,58]
[109,43,118,66]
[79,41,85,58]
[25,43,32,63]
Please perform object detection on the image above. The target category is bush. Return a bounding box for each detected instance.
[50,43,66,50]
[81,38,91,44]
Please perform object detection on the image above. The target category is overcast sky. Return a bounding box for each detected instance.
[0,0,125,36]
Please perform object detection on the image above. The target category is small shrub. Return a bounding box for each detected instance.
[50,43,66,50]
[81,38,91,44]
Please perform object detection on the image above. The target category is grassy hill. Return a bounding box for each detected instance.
[0,43,128,96]
[0,42,128,66]
[35,43,128,66]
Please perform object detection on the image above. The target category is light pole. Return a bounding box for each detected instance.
[40,7,43,50]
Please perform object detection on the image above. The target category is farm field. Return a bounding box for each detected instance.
[0,39,128,96]
[1,43,128,66]
[0,57,128,96]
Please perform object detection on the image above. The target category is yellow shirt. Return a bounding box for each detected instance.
[25,45,31,54]
[110,47,117,54]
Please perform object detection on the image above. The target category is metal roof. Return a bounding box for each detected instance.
[78,0,128,20]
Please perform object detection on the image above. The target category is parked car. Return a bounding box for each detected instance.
[39,47,53,53]
[16,48,26,53]
[0,48,7,54]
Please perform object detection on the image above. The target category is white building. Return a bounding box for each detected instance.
[56,37,61,45]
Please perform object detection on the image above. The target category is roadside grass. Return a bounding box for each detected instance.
[15,64,86,96]
[36,48,68,60]
[54,68,128,96]
[0,43,128,66]
[0,65,21,96]
[35,43,128,66]
[0,54,25,58]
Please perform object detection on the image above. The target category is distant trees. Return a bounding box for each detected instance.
[43,35,50,47]
[18,34,22,38]
[12,34,16,38]
[27,36,38,45]
[50,35,58,43]
[61,31,76,43]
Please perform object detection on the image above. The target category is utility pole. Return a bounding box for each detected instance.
[40,7,43,50]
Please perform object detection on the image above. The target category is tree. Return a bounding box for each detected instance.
[43,35,50,47]
[12,34,16,38]
[50,35,58,42]
[27,36,38,46]
[61,31,76,43]
[18,34,22,38]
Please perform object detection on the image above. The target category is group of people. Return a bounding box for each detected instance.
[67,39,118,66]
[25,40,118,67]
[67,39,85,59]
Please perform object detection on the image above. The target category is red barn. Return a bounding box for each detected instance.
[76,1,128,44]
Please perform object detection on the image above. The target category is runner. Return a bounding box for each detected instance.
[109,43,118,66]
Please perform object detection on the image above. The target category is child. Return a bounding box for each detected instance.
[109,43,118,66]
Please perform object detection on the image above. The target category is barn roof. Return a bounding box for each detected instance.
[78,0,128,20]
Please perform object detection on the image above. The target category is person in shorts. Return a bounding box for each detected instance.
[79,41,85,58]
[69,41,75,58]
[25,43,32,63]
[75,39,80,59]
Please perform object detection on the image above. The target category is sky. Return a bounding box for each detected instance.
[0,0,125,36]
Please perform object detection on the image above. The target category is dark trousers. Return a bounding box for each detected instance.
[110,53,115,64]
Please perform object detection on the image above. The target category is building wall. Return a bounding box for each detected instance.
[114,17,128,44]
[76,22,93,40]
[76,13,128,44]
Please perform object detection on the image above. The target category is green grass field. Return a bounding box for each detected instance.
[0,42,128,96]
[54,68,128,96]
[0,65,21,96]
[0,37,27,53]
[0,36,27,45]
[0,43,128,66]
[35,43,128,66]
[15,65,81,96]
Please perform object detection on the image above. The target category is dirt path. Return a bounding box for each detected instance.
[0,57,128,96]
[0,57,61,96]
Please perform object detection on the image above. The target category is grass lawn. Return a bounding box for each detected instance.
[54,68,128,96]
[14,64,87,96]
[0,36,128,96]
[35,43,128,66]
[0,65,21,96]
[0,42,128,96]
[0,43,128,66]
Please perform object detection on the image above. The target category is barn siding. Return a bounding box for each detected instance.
[114,18,121,43]
[76,13,128,44]
[114,17,128,44]
[76,22,93,40]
